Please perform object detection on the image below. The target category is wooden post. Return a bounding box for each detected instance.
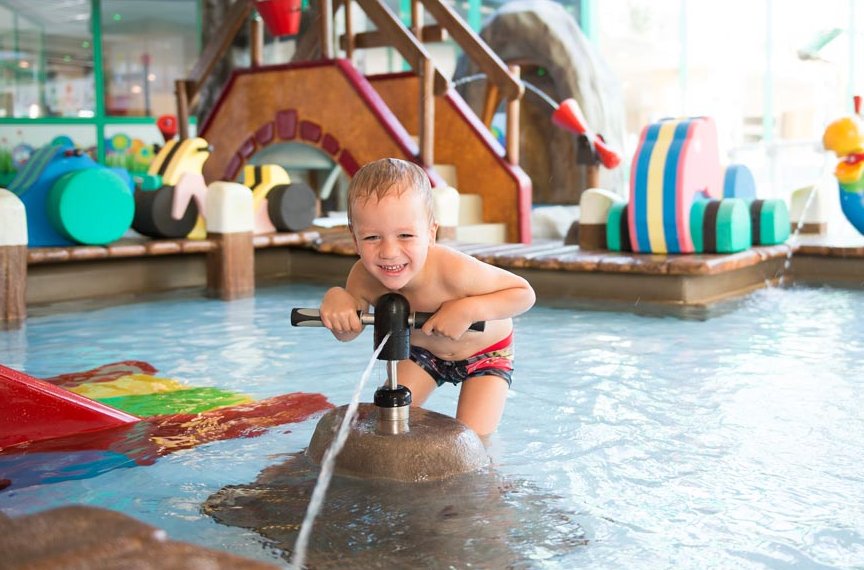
[344,0,355,60]
[251,15,264,68]
[505,64,521,166]
[205,182,255,300]
[481,83,499,127]
[419,56,435,166]
[0,189,27,327]
[411,0,423,37]
[321,0,334,59]
[175,79,190,140]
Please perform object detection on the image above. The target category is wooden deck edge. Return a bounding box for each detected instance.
[19,241,863,312]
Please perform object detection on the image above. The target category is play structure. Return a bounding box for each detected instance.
[0,360,331,489]
[174,0,532,243]
[455,0,626,204]
[578,115,790,254]
[6,143,134,247]
[822,96,864,235]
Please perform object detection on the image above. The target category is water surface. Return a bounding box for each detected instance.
[1,284,862,569]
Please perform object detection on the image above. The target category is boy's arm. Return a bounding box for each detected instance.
[420,251,536,339]
[319,261,372,342]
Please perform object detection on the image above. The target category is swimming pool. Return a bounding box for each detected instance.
[1,283,863,569]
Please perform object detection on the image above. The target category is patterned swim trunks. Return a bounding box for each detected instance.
[408,332,514,388]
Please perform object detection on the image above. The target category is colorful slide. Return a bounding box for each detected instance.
[0,361,332,490]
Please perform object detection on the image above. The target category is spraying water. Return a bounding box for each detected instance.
[289,333,391,569]
[777,155,833,287]
[777,179,820,287]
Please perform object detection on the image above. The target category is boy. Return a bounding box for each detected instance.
[319,158,535,436]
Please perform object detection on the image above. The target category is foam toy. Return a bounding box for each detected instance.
[241,164,317,233]
[600,116,790,255]
[133,137,211,239]
[7,144,134,247]
[822,96,864,234]
[629,116,724,253]
[749,199,790,245]
[0,360,332,490]
[723,164,757,200]
[690,199,751,254]
[605,201,632,252]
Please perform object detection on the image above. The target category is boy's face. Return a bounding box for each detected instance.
[350,185,437,291]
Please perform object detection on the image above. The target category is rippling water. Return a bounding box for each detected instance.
[1,284,863,569]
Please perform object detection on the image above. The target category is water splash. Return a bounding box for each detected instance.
[777,184,818,287]
[288,333,390,570]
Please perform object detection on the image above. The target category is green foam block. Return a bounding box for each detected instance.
[606,202,627,251]
[753,199,791,245]
[47,168,134,245]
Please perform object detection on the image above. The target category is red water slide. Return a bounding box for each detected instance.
[0,363,139,449]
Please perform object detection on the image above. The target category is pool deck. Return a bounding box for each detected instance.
[13,226,863,315]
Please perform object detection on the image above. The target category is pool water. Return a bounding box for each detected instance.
[1,284,863,569]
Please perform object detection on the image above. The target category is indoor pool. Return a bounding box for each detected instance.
[1,283,863,569]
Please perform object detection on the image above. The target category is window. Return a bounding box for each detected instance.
[0,0,94,118]
[101,0,197,117]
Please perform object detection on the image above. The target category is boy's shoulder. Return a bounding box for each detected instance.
[430,243,472,265]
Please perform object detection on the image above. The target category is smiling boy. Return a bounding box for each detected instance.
[318,158,535,436]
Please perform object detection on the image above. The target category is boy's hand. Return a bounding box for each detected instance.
[420,299,475,340]
[320,287,363,341]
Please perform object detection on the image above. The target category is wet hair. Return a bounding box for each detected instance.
[347,158,434,226]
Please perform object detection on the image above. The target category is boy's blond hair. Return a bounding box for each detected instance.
[347,158,434,226]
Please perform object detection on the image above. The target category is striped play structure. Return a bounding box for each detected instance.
[628,117,723,253]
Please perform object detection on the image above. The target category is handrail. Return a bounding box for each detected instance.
[418,0,523,101]
[187,1,255,105]
[348,0,447,164]
[351,0,449,94]
[175,0,254,139]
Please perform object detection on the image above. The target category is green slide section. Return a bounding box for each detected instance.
[97,387,252,417]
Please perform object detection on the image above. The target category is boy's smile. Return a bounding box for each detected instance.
[350,187,436,291]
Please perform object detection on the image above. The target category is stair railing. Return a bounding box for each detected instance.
[175,0,254,140]
[415,0,523,165]
[175,0,518,169]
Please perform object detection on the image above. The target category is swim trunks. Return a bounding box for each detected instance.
[408,332,514,387]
